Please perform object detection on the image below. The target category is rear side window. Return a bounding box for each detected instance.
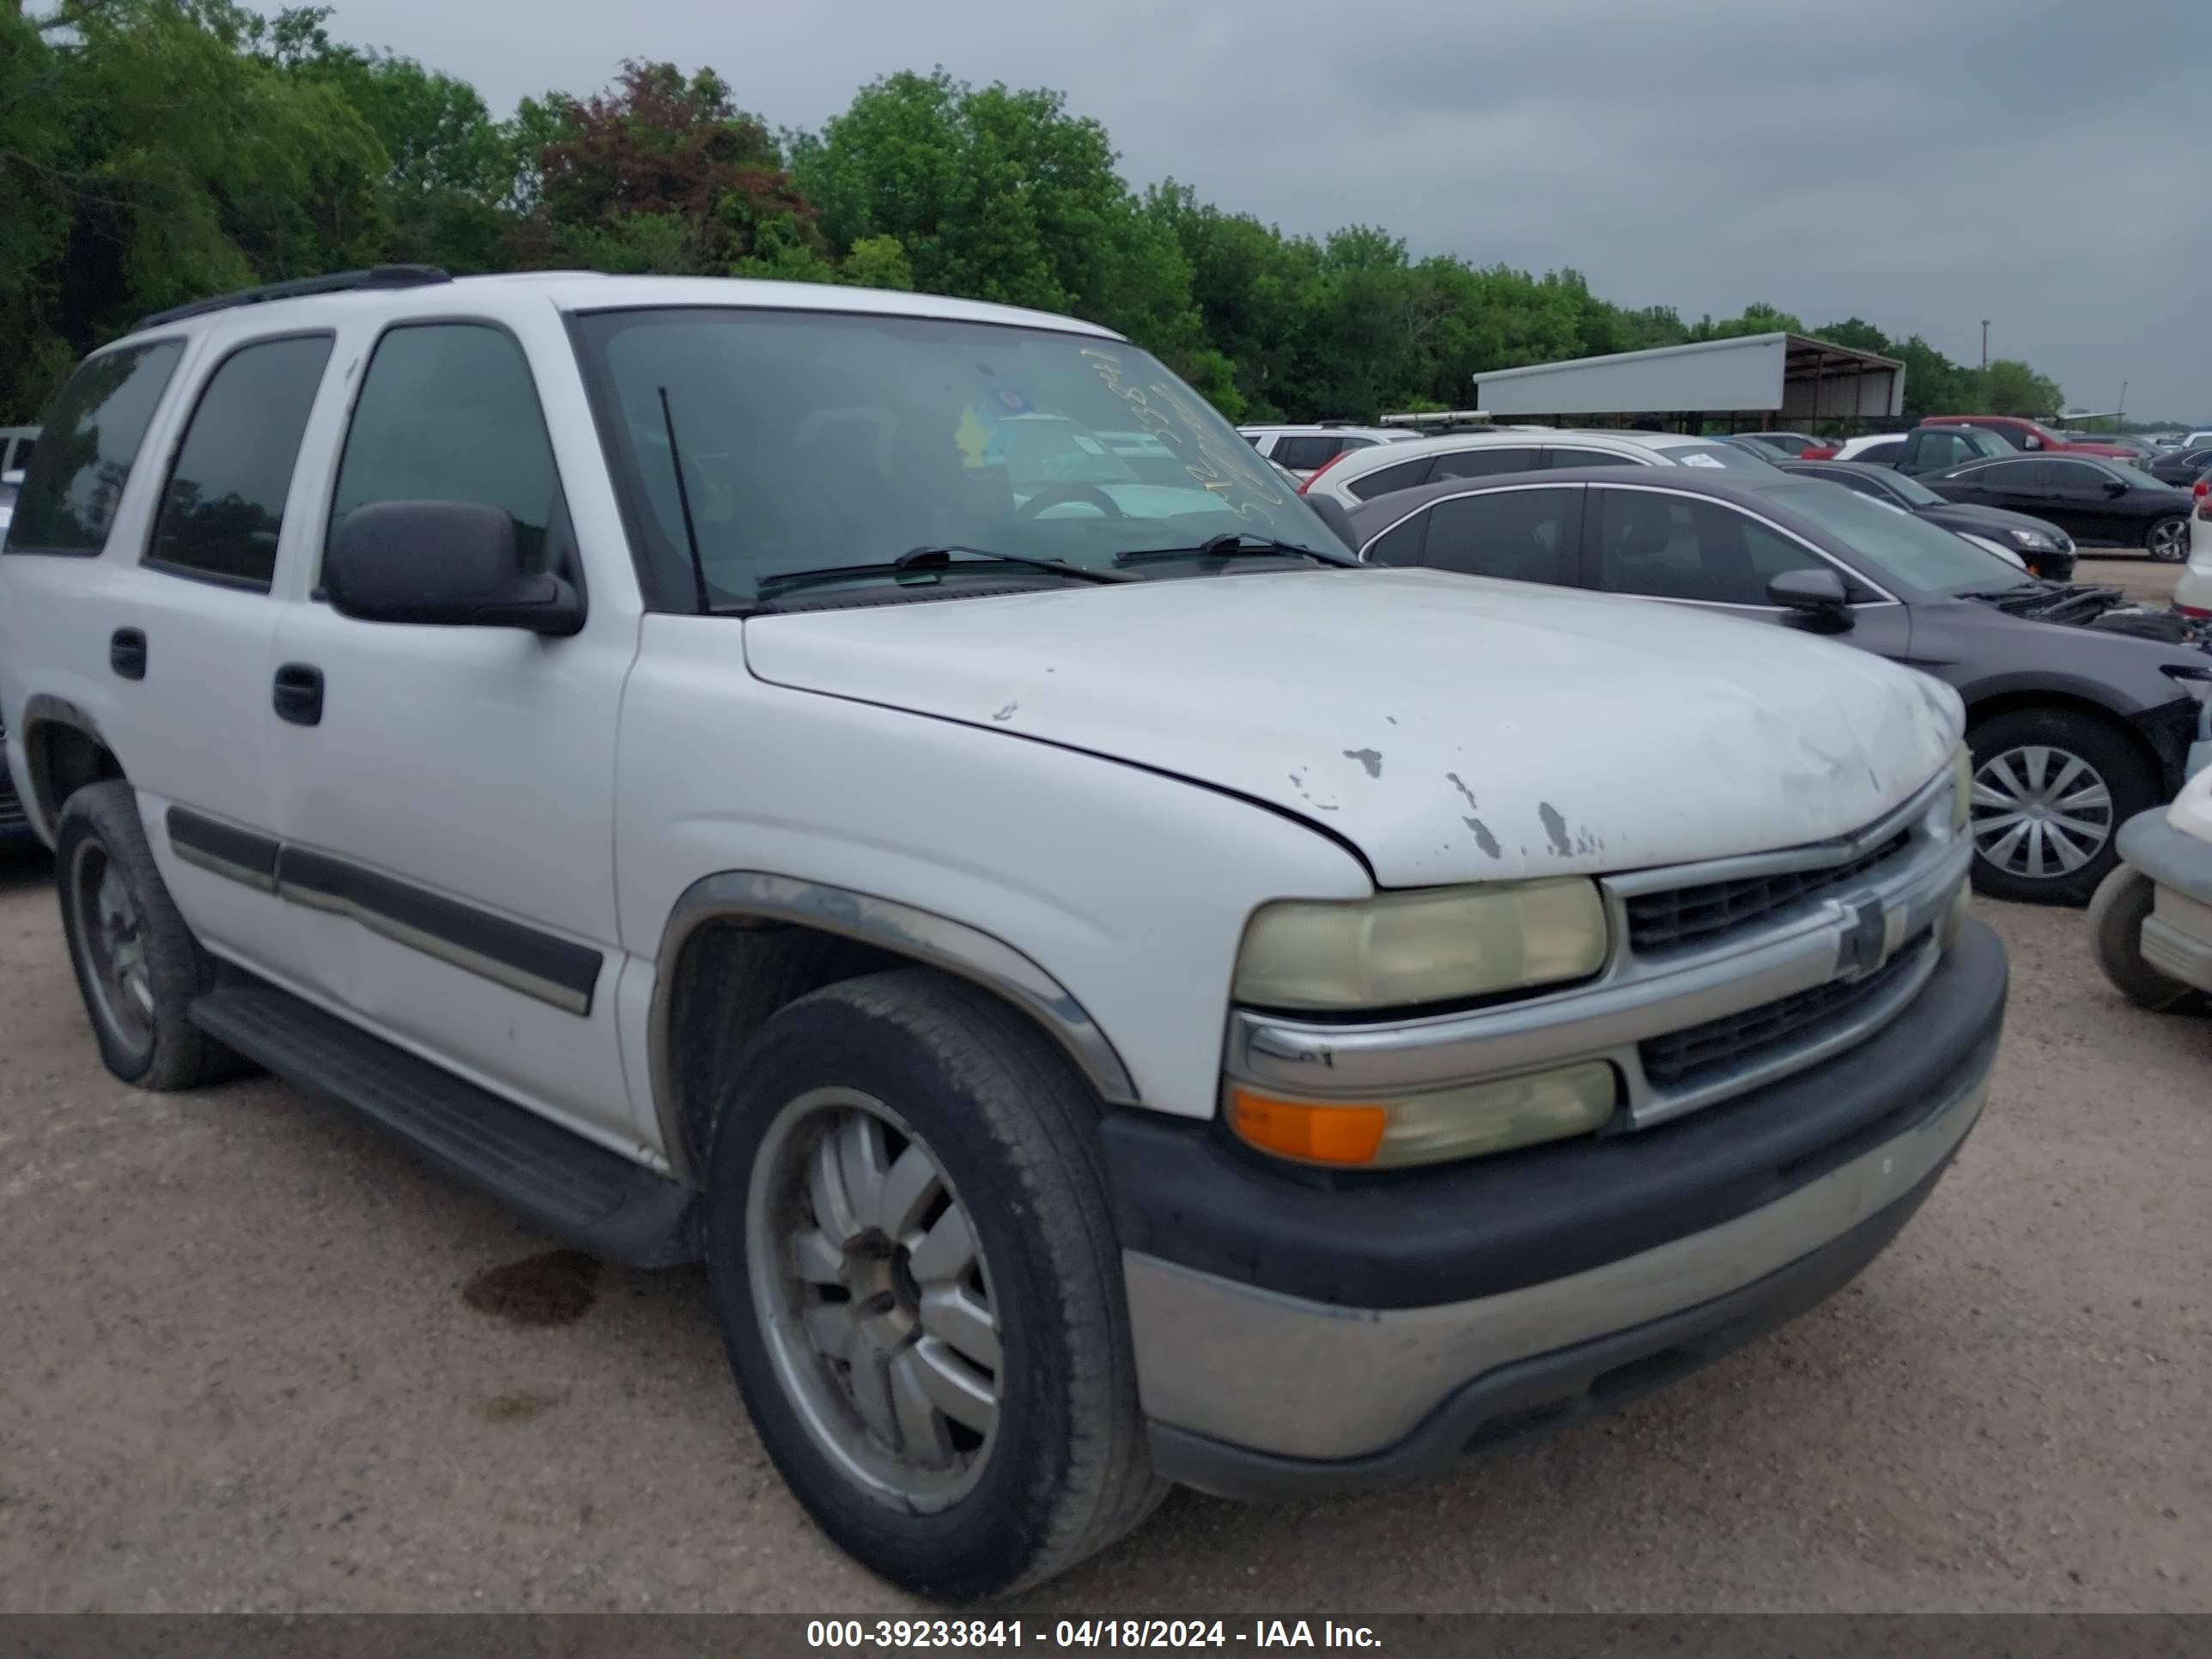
[3,341,185,556]
[1544,447,1640,469]
[1271,435,1344,471]
[1423,488,1583,586]
[1346,455,1434,501]
[1431,446,1540,482]
[147,335,334,588]
[1362,508,1429,567]
[1855,440,1904,465]
[330,324,562,572]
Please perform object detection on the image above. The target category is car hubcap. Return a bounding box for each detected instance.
[2150,520,2186,562]
[1971,745,2113,881]
[747,1088,1001,1510]
[70,840,155,1054]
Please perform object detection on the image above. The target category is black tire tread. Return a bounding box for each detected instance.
[2087,863,2191,1010]
[54,781,246,1090]
[708,966,1163,1598]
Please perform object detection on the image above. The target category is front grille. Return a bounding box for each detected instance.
[1639,934,1929,1086]
[1626,829,1913,954]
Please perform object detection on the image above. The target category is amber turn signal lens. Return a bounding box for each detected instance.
[1227,1086,1388,1167]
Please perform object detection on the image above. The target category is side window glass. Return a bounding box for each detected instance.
[1595,490,1819,605]
[1346,456,1435,501]
[1431,446,1540,481]
[4,342,185,556]
[1424,489,1582,586]
[147,335,334,588]
[2046,461,2102,490]
[330,325,562,573]
[1363,508,1429,567]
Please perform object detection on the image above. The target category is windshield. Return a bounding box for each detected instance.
[1667,441,1776,471]
[574,307,1338,605]
[1765,482,2036,595]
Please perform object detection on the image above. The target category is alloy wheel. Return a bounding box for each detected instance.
[746,1087,1002,1511]
[68,837,155,1055]
[1971,744,2113,883]
[2148,518,2188,562]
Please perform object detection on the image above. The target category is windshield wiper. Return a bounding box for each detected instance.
[757,544,1136,601]
[1114,531,1358,568]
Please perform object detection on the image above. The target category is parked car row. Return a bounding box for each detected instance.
[3,270,2014,1599]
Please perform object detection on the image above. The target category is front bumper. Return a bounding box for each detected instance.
[1104,917,2006,1498]
[2117,808,2212,992]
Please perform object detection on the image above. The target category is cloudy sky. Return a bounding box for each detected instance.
[331,0,2209,420]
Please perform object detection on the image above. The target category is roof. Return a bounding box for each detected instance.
[1343,462,1811,530]
[1346,427,1727,464]
[1474,332,1906,421]
[117,270,1125,349]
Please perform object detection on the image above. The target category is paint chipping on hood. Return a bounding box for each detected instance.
[743,568,1964,886]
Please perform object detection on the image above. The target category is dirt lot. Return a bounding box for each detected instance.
[3,672,2206,1613]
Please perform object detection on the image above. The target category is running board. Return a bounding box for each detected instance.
[191,979,699,1267]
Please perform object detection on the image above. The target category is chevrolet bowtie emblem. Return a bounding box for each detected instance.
[1838,898,1907,980]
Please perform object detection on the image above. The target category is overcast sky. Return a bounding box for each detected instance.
[329,0,2209,420]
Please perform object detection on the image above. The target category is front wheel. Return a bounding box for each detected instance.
[2087,864,2191,1009]
[1966,708,2157,905]
[705,969,1164,1599]
[2147,515,2189,563]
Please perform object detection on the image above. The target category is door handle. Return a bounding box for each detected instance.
[110,629,147,680]
[272,663,325,726]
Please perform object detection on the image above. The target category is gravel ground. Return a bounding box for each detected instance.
[1,804,2206,1614]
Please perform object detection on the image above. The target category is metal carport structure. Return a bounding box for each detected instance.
[1474,332,1906,434]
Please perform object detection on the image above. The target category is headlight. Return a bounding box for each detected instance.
[1233,878,1608,1012]
[1227,1062,1618,1169]
[2007,527,2057,551]
[1950,742,1972,834]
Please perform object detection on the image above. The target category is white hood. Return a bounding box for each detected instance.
[743,568,1963,887]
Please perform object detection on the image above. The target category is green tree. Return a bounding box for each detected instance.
[1978,359,2065,418]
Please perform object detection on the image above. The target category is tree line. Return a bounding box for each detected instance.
[3,1,2069,426]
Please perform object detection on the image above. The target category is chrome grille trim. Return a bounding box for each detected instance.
[1225,767,1967,1129]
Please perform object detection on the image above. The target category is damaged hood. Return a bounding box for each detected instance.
[742,568,1962,887]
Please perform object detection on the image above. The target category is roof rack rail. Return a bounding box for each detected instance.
[134,265,453,331]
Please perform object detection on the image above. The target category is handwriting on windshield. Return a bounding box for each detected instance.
[1081,348,1286,521]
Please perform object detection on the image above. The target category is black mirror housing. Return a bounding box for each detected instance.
[1769,567,1851,621]
[2103,477,2130,497]
[325,501,583,636]
[1303,493,1361,555]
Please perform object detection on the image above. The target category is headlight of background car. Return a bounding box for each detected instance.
[1950,741,1972,834]
[1228,879,1614,1170]
[2007,526,2058,550]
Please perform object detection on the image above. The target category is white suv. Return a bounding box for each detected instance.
[1,269,2002,1598]
[1237,422,1413,481]
[1301,427,1778,507]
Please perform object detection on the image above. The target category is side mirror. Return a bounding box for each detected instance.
[325,501,583,636]
[1303,493,1362,556]
[1768,567,1851,626]
[2103,477,2130,497]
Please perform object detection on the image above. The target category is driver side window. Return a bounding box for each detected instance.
[1593,490,1827,606]
[329,325,563,576]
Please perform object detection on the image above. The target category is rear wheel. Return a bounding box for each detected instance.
[1966,708,2156,905]
[705,969,1163,1599]
[2147,515,2189,563]
[2087,864,2191,1010]
[54,781,243,1088]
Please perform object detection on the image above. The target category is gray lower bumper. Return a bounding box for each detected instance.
[1128,1062,1988,1497]
[2118,808,2212,908]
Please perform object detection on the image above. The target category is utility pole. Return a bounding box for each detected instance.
[1980,319,1990,371]
[2118,381,2128,422]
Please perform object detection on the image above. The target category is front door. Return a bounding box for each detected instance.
[267,318,641,1151]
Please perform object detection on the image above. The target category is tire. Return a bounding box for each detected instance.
[2147,515,2189,563]
[1966,708,2157,906]
[53,781,245,1088]
[2087,864,2191,1010]
[704,968,1164,1599]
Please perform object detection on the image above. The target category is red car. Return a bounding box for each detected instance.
[1920,415,2138,460]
